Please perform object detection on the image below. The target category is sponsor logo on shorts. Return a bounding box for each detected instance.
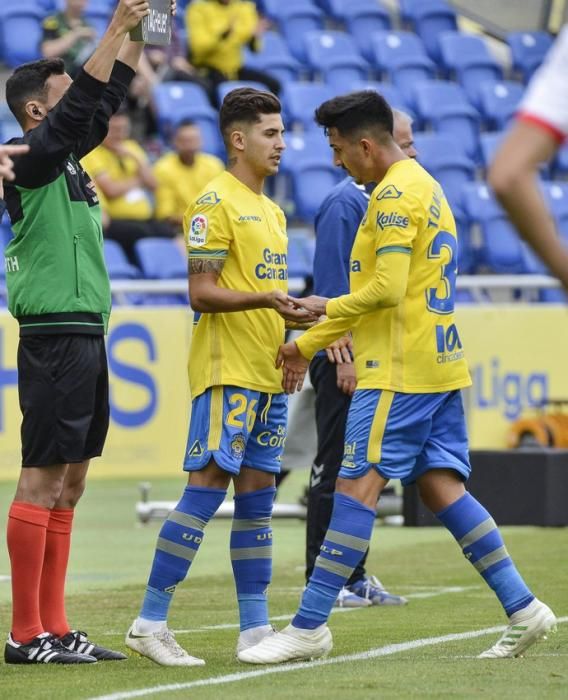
[257,424,287,448]
[341,441,356,469]
[366,360,379,368]
[230,433,246,460]
[187,440,204,458]
[189,214,208,246]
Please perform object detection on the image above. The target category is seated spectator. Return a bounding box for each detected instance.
[81,110,175,262]
[153,120,224,231]
[41,0,97,78]
[186,0,280,104]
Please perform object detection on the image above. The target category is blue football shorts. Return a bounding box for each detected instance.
[183,385,288,475]
[339,389,471,485]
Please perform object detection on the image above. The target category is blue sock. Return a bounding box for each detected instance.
[230,486,276,632]
[436,492,534,616]
[140,485,226,621]
[293,493,375,629]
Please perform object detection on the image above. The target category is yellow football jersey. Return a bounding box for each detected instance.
[184,171,288,398]
[297,158,472,393]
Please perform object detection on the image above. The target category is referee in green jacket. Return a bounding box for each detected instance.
[2,0,174,666]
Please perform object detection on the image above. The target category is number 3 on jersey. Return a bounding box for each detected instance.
[426,230,457,315]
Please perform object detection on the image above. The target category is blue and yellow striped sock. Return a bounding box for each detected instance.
[436,492,534,616]
[230,486,276,632]
[293,493,375,629]
[140,485,226,622]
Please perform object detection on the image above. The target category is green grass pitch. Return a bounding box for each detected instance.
[0,475,566,699]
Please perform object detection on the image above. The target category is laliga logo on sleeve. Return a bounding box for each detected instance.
[189,214,208,246]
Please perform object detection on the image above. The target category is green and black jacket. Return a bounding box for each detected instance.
[3,61,135,337]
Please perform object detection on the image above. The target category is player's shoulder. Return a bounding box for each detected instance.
[191,171,229,209]
[373,159,433,208]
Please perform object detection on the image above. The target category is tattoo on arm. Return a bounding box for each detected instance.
[188,259,225,275]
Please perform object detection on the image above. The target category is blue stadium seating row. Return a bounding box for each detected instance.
[3,176,567,286]
[0,0,553,84]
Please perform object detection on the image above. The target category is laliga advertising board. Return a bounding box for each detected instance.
[1,305,568,480]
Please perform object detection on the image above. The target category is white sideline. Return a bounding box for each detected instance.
[88,617,567,700]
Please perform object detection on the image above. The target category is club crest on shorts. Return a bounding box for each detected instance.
[189,214,208,246]
[230,433,246,460]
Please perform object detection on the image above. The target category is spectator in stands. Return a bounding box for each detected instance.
[305,110,414,609]
[489,26,568,290]
[186,0,280,104]
[81,109,176,262]
[41,0,97,79]
[153,119,224,232]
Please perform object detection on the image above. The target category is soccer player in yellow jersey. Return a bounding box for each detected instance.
[239,91,557,665]
[126,88,314,666]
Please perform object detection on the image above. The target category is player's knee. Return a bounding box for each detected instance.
[15,475,65,509]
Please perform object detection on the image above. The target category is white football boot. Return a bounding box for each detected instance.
[479,599,557,658]
[238,623,332,664]
[125,622,205,666]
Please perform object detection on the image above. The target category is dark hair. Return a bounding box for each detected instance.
[175,118,197,131]
[219,87,281,146]
[314,90,394,142]
[6,58,66,126]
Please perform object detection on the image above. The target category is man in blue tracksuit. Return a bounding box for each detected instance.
[306,110,416,607]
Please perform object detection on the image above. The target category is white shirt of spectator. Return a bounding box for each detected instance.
[518,25,568,142]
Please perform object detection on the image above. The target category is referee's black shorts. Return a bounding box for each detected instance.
[17,335,110,467]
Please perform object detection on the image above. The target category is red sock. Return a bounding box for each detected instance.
[40,508,74,637]
[7,501,50,643]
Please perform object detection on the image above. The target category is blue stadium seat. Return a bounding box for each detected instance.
[348,80,418,124]
[461,182,504,224]
[289,161,342,222]
[275,4,325,63]
[135,238,188,305]
[303,31,369,89]
[553,144,568,179]
[414,133,475,211]
[507,31,554,83]
[261,0,318,20]
[280,130,330,174]
[407,1,458,64]
[103,239,139,280]
[334,1,391,62]
[477,80,524,130]
[0,105,21,143]
[370,31,436,101]
[244,31,302,85]
[410,81,480,160]
[0,212,14,249]
[83,6,111,40]
[135,238,186,279]
[541,181,568,235]
[152,83,222,156]
[282,82,334,130]
[438,31,504,107]
[216,80,271,106]
[478,131,506,170]
[287,233,314,278]
[478,217,527,274]
[0,6,43,67]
